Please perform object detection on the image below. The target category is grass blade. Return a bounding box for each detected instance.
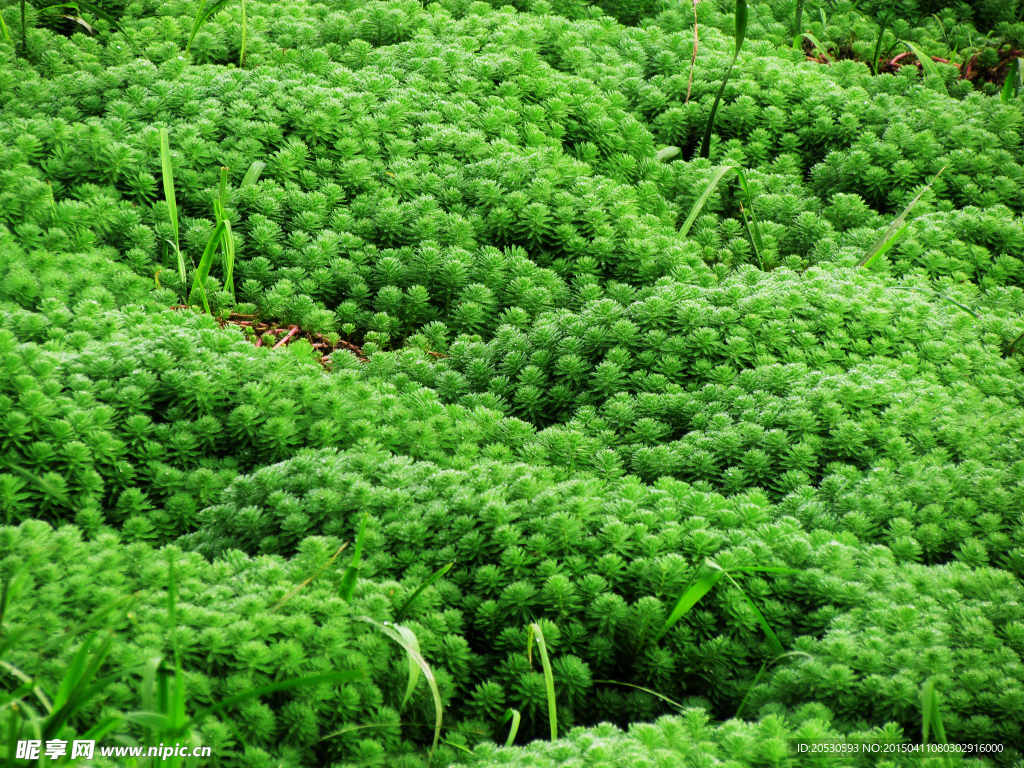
[268,542,348,614]
[802,32,833,63]
[733,167,764,266]
[217,166,228,214]
[395,562,454,621]
[186,670,367,734]
[527,623,557,741]
[75,0,150,62]
[593,680,687,711]
[338,513,368,603]
[0,7,10,42]
[498,708,521,748]
[239,0,247,68]
[185,0,236,55]
[221,219,236,300]
[904,40,946,92]
[357,617,442,764]
[734,651,813,718]
[871,0,897,75]
[921,679,948,745]
[791,0,804,49]
[722,571,784,656]
[857,166,946,269]
[188,220,227,313]
[1002,57,1022,103]
[159,128,186,283]
[240,160,265,187]
[699,0,747,159]
[656,146,681,162]
[679,165,736,237]
[653,568,724,643]
[890,286,978,318]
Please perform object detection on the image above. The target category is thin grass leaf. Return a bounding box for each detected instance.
[723,572,784,656]
[269,542,348,614]
[527,623,557,741]
[395,562,454,621]
[654,568,724,643]
[921,679,948,745]
[679,165,736,236]
[656,146,681,162]
[1002,57,1022,103]
[75,0,149,61]
[1005,328,1024,358]
[0,460,76,517]
[802,32,833,62]
[440,741,471,757]
[357,617,442,764]
[593,680,687,711]
[238,0,247,67]
[871,0,897,75]
[699,0,746,159]
[240,160,265,187]
[217,166,228,214]
[890,286,979,318]
[791,0,803,49]
[185,0,236,55]
[733,651,813,718]
[159,129,186,283]
[188,219,226,312]
[498,708,521,748]
[904,40,946,92]
[338,513,368,603]
[734,167,764,266]
[221,219,236,299]
[0,8,10,42]
[20,0,26,58]
[857,166,946,268]
[184,670,367,734]
[300,722,403,751]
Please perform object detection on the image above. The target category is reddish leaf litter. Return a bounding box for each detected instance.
[800,37,1024,88]
[169,306,367,368]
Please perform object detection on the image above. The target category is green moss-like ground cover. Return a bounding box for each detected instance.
[1,0,1024,766]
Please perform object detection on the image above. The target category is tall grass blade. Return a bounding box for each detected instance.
[395,562,454,621]
[221,219,235,300]
[269,542,348,614]
[185,0,236,55]
[20,0,26,58]
[890,286,978,318]
[1005,328,1024,358]
[188,220,226,313]
[527,623,557,741]
[1002,57,1022,103]
[217,166,229,213]
[75,0,150,61]
[791,0,803,49]
[679,165,736,237]
[238,0,247,67]
[0,459,77,518]
[357,617,442,764]
[871,0,897,75]
[714,567,785,656]
[593,680,687,711]
[857,166,946,268]
[921,678,948,746]
[699,0,746,159]
[656,146,681,162]
[240,160,265,187]
[0,8,10,42]
[159,128,187,283]
[904,40,946,91]
[802,32,833,62]
[498,708,521,748]
[734,651,813,718]
[733,167,764,265]
[338,513,368,603]
[654,568,724,643]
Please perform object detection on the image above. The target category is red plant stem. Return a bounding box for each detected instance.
[272,326,300,350]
